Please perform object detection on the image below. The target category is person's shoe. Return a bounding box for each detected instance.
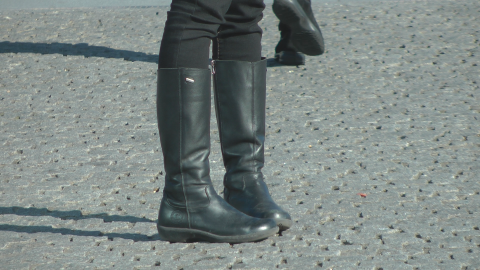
[275,51,305,66]
[273,0,324,56]
[275,23,306,65]
[275,50,305,66]
[156,67,278,243]
[212,59,292,231]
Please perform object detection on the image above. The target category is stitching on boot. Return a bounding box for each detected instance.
[251,63,256,175]
[178,69,190,228]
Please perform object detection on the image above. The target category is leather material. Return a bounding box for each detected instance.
[273,0,325,56]
[223,172,292,223]
[275,50,306,66]
[158,185,276,236]
[275,22,299,54]
[156,67,278,243]
[213,60,266,176]
[275,23,306,65]
[157,68,213,205]
[213,59,292,230]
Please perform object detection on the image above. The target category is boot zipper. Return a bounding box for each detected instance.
[211,60,216,75]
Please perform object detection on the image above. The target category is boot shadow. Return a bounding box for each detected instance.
[0,206,159,242]
[0,41,158,63]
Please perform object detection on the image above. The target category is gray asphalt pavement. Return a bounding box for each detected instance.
[1,0,479,269]
[1,0,169,9]
[2,0,273,9]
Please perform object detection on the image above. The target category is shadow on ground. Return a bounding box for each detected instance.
[0,206,155,223]
[0,224,161,241]
[0,206,159,241]
[0,41,289,67]
[0,41,159,63]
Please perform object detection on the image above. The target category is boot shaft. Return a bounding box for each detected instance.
[213,59,267,176]
[157,68,213,203]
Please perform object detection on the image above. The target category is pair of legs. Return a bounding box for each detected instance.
[158,0,264,69]
[156,0,291,243]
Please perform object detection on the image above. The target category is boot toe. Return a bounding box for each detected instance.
[262,209,292,230]
[250,218,279,234]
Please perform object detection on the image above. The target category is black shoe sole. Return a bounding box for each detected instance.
[157,225,279,244]
[273,0,324,56]
[275,51,305,66]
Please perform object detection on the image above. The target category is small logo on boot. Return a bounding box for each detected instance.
[185,77,195,83]
[170,211,187,224]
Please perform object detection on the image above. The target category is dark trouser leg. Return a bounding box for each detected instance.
[158,0,230,69]
[212,0,265,62]
[159,0,265,69]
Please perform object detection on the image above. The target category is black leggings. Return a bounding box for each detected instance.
[158,0,265,69]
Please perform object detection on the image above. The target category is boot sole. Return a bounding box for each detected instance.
[273,0,324,56]
[157,225,278,244]
[275,51,305,66]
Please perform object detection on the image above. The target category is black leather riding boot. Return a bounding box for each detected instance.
[156,68,278,243]
[273,0,324,56]
[212,59,292,231]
